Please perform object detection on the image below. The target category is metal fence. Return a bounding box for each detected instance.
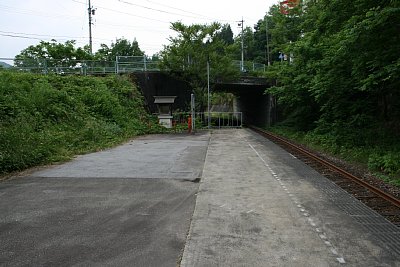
[1,56,267,75]
[173,112,243,129]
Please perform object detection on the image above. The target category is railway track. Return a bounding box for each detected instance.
[249,126,400,226]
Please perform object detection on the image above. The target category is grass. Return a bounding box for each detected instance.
[0,71,163,175]
[267,125,400,187]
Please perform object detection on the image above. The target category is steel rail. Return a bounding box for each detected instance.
[249,126,400,209]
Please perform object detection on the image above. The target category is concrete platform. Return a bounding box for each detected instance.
[1,129,399,266]
[181,129,400,266]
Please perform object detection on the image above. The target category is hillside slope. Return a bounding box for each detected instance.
[0,72,161,174]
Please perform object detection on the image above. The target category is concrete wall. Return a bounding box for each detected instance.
[129,72,192,114]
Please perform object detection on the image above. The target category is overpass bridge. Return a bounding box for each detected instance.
[133,72,276,127]
[3,56,275,126]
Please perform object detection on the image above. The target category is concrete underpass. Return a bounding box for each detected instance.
[132,72,276,127]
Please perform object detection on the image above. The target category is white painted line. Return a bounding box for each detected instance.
[319,234,327,240]
[249,143,267,163]
[289,153,297,159]
[247,209,254,214]
[330,248,338,255]
[337,257,346,264]
[324,241,332,246]
[220,204,226,208]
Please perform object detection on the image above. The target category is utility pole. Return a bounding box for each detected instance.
[88,0,95,54]
[265,15,271,66]
[238,18,244,72]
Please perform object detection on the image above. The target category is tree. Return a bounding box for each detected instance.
[264,0,400,136]
[160,22,239,111]
[95,38,144,61]
[215,24,234,45]
[14,40,93,70]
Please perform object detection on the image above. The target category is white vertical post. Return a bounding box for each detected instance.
[266,15,271,66]
[115,56,119,73]
[191,93,195,132]
[207,59,210,129]
[241,18,244,72]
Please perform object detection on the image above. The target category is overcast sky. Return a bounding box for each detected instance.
[0,0,278,60]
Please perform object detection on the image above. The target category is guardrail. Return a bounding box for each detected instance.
[1,56,267,75]
[172,112,243,129]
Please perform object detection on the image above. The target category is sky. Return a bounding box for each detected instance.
[0,0,278,61]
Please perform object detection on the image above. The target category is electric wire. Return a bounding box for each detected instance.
[71,0,170,23]
[0,4,82,21]
[0,30,110,42]
[117,0,234,22]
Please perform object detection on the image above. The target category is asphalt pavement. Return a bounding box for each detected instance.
[0,133,209,266]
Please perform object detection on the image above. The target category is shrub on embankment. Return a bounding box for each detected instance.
[0,72,161,174]
[269,125,400,186]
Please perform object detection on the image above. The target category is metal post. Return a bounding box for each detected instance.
[143,55,147,71]
[207,59,211,129]
[266,15,271,66]
[44,58,47,74]
[88,0,93,54]
[191,93,195,132]
[115,56,119,73]
[240,18,244,71]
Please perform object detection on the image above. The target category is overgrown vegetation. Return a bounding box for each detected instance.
[0,72,161,174]
[263,1,400,185]
[204,0,399,184]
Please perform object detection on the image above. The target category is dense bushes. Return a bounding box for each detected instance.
[0,72,161,174]
[265,1,400,185]
[270,125,400,185]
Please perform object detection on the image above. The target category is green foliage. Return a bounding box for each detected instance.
[0,72,161,174]
[269,124,400,183]
[160,22,240,111]
[215,24,234,45]
[15,40,93,69]
[94,38,144,61]
[262,1,400,185]
[368,153,400,177]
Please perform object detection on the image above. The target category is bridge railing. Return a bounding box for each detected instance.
[1,56,266,75]
[232,60,266,72]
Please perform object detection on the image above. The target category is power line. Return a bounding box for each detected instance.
[118,0,210,20]
[0,33,43,41]
[0,4,82,21]
[117,0,234,22]
[71,0,170,23]
[0,30,110,42]
[144,0,214,18]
